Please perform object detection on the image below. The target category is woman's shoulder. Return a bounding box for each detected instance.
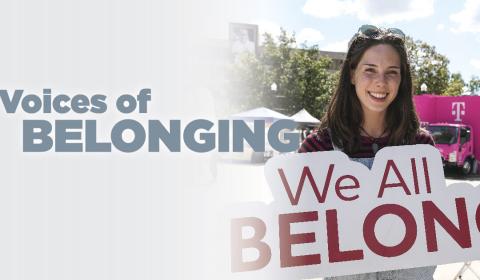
[413,128,435,145]
[298,128,334,153]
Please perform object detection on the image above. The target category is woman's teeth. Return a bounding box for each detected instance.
[368,91,387,99]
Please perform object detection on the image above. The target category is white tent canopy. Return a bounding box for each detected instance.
[290,109,320,125]
[229,107,293,122]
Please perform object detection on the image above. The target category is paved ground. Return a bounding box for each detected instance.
[215,158,480,280]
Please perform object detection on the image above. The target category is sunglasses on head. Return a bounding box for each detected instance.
[348,25,405,48]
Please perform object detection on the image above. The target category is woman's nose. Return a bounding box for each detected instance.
[375,74,387,87]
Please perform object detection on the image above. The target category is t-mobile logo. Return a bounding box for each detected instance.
[452,102,465,122]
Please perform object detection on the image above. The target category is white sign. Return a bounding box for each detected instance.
[228,145,480,279]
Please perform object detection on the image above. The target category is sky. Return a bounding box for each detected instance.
[227,0,480,83]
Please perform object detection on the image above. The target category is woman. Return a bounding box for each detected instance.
[299,25,436,279]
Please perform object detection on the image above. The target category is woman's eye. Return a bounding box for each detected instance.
[387,71,399,76]
[365,68,375,73]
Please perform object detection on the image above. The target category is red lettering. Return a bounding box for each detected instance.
[326,209,364,262]
[422,198,471,252]
[335,175,360,201]
[231,217,271,272]
[378,160,411,198]
[411,158,420,194]
[279,211,321,267]
[363,204,417,257]
[422,157,432,193]
[476,204,480,233]
[278,165,334,205]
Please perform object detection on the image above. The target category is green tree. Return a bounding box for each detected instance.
[405,37,450,95]
[468,76,480,93]
[228,29,338,118]
[444,73,465,96]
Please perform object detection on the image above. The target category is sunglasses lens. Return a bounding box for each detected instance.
[359,25,379,37]
[388,28,405,39]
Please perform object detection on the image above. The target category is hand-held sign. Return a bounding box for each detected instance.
[229,145,480,279]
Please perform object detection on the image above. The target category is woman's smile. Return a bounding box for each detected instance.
[367,90,389,100]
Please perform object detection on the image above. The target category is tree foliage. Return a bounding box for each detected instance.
[228,29,338,119]
[444,73,465,96]
[405,37,450,95]
[468,76,480,93]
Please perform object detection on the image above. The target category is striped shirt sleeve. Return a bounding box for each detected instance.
[298,129,333,153]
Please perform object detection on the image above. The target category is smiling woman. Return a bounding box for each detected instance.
[299,25,434,157]
[298,25,436,279]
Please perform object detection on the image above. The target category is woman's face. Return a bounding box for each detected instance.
[351,44,401,117]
